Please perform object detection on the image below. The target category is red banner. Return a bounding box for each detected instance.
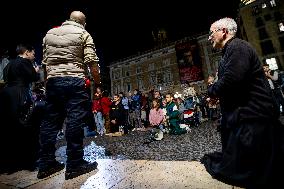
[175,39,203,84]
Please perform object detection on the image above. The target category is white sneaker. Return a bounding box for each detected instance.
[185,126,191,133]
[154,131,163,141]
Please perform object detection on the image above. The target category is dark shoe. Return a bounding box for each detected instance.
[37,161,65,179]
[65,160,98,180]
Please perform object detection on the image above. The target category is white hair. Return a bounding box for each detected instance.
[213,17,237,36]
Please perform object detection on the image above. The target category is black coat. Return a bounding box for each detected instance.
[202,38,284,188]
[0,56,39,172]
[1,56,38,126]
[208,37,279,122]
[109,101,125,126]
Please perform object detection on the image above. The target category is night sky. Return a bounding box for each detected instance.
[1,0,240,65]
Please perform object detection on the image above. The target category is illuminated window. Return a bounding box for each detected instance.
[278,22,284,32]
[270,0,276,7]
[266,57,278,70]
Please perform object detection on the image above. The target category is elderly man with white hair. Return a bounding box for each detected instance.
[201,17,284,189]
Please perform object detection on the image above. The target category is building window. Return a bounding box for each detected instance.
[279,22,284,32]
[123,67,130,77]
[136,66,142,74]
[260,40,275,55]
[113,69,120,79]
[270,0,276,7]
[137,78,143,90]
[258,27,269,40]
[255,17,264,27]
[122,67,129,77]
[162,58,171,67]
[164,71,172,83]
[266,57,278,70]
[150,73,156,85]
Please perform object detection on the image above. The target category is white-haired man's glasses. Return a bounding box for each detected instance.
[209,28,222,37]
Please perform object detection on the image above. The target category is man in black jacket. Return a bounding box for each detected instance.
[202,17,284,189]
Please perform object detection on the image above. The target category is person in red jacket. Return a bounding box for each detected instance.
[100,90,112,134]
[92,87,104,135]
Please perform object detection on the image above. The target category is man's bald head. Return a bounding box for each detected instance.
[70,11,86,26]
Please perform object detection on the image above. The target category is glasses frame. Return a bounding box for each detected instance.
[209,28,222,37]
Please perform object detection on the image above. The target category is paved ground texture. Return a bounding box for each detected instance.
[83,121,221,161]
[0,120,244,189]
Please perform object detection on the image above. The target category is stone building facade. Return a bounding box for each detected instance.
[108,0,284,97]
[238,0,284,69]
[109,34,222,96]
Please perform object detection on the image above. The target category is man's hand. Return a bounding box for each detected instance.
[208,76,215,85]
[34,66,40,73]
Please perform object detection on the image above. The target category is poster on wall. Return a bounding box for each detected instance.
[175,39,203,84]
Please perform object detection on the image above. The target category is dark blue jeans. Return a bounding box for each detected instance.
[38,77,90,169]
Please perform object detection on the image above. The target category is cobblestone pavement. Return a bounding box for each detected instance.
[3,119,283,188]
[56,115,284,162]
[57,120,221,162]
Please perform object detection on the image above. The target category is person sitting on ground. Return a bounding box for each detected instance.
[149,98,165,140]
[165,93,187,135]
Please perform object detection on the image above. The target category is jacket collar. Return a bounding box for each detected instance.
[222,36,235,55]
[62,20,85,29]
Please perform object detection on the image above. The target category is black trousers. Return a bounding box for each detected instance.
[38,77,90,170]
